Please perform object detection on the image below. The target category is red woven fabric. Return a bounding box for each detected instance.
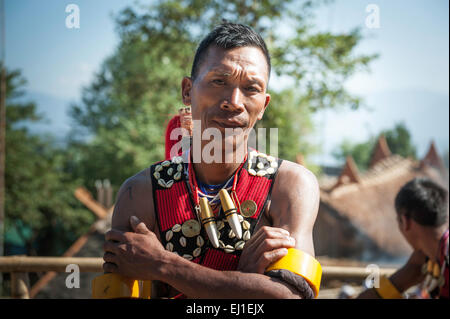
[236,169,271,221]
[165,115,182,160]
[201,248,240,271]
[156,181,196,231]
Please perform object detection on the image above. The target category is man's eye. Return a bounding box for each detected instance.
[212,79,225,85]
[246,86,260,93]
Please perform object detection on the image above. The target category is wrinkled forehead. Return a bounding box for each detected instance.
[196,45,270,83]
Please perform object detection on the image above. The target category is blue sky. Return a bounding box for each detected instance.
[309,0,449,164]
[317,0,449,95]
[5,0,123,99]
[3,0,449,165]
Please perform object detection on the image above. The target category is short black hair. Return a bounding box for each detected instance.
[395,177,448,227]
[190,22,271,80]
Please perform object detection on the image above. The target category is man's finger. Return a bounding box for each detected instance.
[244,226,291,251]
[103,241,119,254]
[258,248,289,274]
[130,215,150,235]
[251,226,290,243]
[255,237,296,257]
[105,229,126,242]
[103,262,118,273]
[103,252,117,264]
[252,237,295,270]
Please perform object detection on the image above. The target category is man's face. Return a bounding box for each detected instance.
[396,210,419,250]
[181,45,270,152]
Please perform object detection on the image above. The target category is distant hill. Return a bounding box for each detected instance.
[14,91,74,144]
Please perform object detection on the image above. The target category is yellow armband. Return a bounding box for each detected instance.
[92,273,152,299]
[265,248,322,298]
[375,276,403,299]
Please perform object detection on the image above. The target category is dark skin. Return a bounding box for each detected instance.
[103,45,320,298]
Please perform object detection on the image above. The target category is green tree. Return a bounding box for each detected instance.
[333,122,418,171]
[382,122,416,159]
[332,138,375,171]
[68,0,377,189]
[3,67,94,256]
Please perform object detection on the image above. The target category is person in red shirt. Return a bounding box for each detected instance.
[358,177,449,299]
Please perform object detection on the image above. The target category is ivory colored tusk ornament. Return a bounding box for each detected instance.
[199,197,220,249]
[219,189,243,240]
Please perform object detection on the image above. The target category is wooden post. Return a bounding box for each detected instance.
[104,179,113,208]
[95,180,105,207]
[74,187,108,219]
[10,272,30,299]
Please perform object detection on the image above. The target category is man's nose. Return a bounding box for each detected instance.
[220,87,245,113]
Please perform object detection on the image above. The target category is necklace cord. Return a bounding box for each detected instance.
[188,150,248,215]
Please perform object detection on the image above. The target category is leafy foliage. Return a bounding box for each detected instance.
[4,67,94,256]
[382,122,417,160]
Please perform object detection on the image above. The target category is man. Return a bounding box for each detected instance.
[358,177,449,299]
[101,22,321,299]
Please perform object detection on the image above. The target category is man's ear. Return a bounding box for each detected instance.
[257,93,271,121]
[181,77,193,106]
[401,214,412,231]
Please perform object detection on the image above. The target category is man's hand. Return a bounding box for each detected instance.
[357,250,427,298]
[237,226,296,274]
[103,216,167,281]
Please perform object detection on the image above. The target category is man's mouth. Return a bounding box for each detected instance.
[213,119,246,129]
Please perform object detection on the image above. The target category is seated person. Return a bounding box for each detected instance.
[357,177,448,299]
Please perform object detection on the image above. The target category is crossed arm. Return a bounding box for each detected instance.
[103,161,320,299]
